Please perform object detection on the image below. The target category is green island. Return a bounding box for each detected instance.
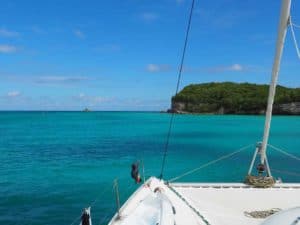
[170,82,300,115]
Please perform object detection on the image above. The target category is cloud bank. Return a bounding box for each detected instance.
[0,44,18,53]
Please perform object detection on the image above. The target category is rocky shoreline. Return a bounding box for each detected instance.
[169,82,300,115]
[168,101,300,115]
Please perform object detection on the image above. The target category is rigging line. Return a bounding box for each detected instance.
[159,0,196,179]
[69,184,113,225]
[289,17,300,59]
[272,168,300,177]
[292,22,300,29]
[267,144,300,161]
[169,144,254,182]
[69,214,82,225]
[90,185,113,207]
[121,182,135,198]
[98,209,115,225]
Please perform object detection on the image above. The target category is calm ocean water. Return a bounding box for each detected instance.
[0,112,299,225]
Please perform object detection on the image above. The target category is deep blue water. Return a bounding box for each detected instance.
[0,112,299,225]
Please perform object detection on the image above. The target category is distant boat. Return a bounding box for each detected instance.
[83,108,91,112]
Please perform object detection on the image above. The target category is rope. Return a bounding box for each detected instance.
[159,0,196,179]
[272,168,300,177]
[292,23,300,29]
[68,185,112,225]
[245,175,275,188]
[268,144,300,161]
[168,186,211,225]
[90,185,113,208]
[289,16,300,59]
[169,144,253,182]
[69,214,82,225]
[120,181,136,198]
[244,208,281,219]
[98,210,114,225]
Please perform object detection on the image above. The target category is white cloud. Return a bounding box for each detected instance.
[74,93,113,106]
[195,8,255,30]
[140,13,159,22]
[204,64,245,73]
[94,44,121,52]
[7,91,21,97]
[145,63,247,74]
[74,29,85,39]
[182,63,248,74]
[30,26,45,34]
[176,0,185,4]
[36,76,89,84]
[0,44,18,53]
[0,28,19,37]
[228,64,243,71]
[79,93,85,98]
[146,64,171,73]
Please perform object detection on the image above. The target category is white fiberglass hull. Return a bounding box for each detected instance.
[108,177,300,225]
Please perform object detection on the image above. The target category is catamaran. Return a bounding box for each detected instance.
[79,0,300,224]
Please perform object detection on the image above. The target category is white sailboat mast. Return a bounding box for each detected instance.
[260,0,291,165]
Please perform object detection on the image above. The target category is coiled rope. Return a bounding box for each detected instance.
[245,144,300,187]
[169,144,254,182]
[159,0,196,179]
[244,208,281,219]
[244,175,275,188]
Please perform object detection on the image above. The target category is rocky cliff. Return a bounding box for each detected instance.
[170,82,300,115]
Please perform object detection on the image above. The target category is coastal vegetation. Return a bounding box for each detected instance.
[171,82,300,114]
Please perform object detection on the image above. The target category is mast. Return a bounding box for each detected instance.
[260,0,291,166]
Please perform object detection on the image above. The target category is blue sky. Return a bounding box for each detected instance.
[0,0,299,110]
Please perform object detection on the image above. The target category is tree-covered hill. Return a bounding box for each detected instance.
[171,82,300,114]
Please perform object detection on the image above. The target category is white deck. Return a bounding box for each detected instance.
[108,177,300,225]
[172,182,300,225]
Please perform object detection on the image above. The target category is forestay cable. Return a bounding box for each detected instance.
[289,16,300,59]
[159,0,196,179]
[272,168,300,177]
[169,144,254,182]
[268,143,300,161]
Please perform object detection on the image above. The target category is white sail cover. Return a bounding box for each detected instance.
[261,207,300,225]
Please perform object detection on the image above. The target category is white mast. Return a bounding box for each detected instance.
[260,0,291,166]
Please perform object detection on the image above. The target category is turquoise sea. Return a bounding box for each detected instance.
[0,112,299,225]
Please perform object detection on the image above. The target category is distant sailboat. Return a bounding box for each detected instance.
[83,108,91,112]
